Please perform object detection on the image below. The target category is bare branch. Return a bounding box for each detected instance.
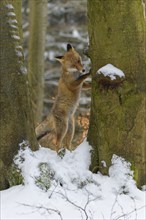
[18,202,63,220]
[55,188,99,220]
[48,181,59,199]
[115,205,145,220]
[110,189,145,220]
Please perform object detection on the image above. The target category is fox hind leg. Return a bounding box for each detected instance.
[63,116,75,151]
[35,119,50,140]
[55,116,68,152]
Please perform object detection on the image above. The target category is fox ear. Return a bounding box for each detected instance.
[67,44,73,51]
[55,56,64,63]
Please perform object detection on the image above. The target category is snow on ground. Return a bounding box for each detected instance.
[1,140,145,220]
[97,64,125,80]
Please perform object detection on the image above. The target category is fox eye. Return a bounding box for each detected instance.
[77,59,80,63]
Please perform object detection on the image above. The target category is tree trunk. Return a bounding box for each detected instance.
[0,0,38,190]
[28,0,48,124]
[87,0,146,187]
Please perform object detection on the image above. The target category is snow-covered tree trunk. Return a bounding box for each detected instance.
[0,0,38,190]
[28,0,48,124]
[87,0,146,187]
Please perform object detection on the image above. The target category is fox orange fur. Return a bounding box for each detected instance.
[35,44,90,152]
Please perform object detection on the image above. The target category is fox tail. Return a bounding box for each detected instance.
[35,114,54,141]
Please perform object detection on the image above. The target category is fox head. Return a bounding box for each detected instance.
[55,44,85,73]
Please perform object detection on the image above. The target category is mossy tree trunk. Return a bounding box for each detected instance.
[28,0,48,124]
[0,0,38,190]
[87,0,146,187]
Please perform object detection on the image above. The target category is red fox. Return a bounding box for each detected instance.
[35,44,90,152]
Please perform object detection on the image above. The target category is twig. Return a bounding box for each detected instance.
[18,202,63,220]
[130,196,137,220]
[62,190,89,220]
[115,205,145,220]
[110,193,119,220]
[56,188,99,220]
[48,181,59,199]
[110,186,145,220]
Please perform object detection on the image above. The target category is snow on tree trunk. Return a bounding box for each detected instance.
[28,0,48,124]
[0,0,38,190]
[87,0,146,187]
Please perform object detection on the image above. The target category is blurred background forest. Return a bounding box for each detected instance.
[22,0,90,148]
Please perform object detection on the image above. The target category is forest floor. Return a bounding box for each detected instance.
[1,140,145,220]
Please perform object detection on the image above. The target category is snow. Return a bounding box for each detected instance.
[15,50,23,57]
[18,64,27,75]
[7,19,18,25]
[72,29,80,38]
[101,160,107,168]
[142,0,146,19]
[16,45,23,50]
[7,12,16,17]
[97,64,125,80]
[1,140,145,220]
[5,4,14,9]
[9,24,18,30]
[11,35,20,40]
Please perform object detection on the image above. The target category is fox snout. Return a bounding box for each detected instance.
[80,68,85,73]
[67,65,85,74]
[76,64,85,73]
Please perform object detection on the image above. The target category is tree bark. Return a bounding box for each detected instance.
[87,0,146,187]
[28,0,48,124]
[0,0,38,190]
